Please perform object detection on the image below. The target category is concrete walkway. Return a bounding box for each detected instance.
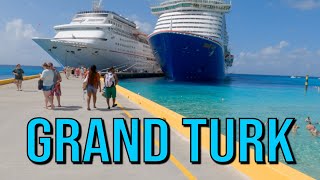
[0,76,249,180]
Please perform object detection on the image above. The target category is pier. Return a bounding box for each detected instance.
[0,75,314,180]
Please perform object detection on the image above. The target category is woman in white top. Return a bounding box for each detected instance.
[40,63,55,109]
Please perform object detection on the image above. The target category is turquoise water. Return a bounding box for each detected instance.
[0,65,63,79]
[120,74,320,178]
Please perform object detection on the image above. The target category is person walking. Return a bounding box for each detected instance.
[66,67,71,79]
[12,64,24,91]
[49,62,62,107]
[40,63,55,110]
[104,67,118,109]
[84,65,101,110]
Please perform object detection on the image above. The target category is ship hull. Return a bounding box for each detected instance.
[33,38,159,73]
[149,32,225,81]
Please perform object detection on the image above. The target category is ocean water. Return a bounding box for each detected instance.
[0,65,63,79]
[120,74,320,178]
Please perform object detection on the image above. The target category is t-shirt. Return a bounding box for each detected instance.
[105,73,116,87]
[41,69,54,87]
[12,68,24,80]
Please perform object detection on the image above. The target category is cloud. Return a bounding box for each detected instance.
[239,41,289,58]
[231,41,320,76]
[0,19,52,66]
[5,19,37,39]
[285,0,320,10]
[261,41,288,56]
[129,14,154,34]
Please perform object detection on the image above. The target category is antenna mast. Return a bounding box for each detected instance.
[93,0,103,11]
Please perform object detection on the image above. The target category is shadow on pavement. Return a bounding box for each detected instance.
[54,106,83,111]
[96,107,140,112]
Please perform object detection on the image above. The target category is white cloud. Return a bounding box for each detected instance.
[231,41,320,76]
[288,48,312,59]
[286,0,320,10]
[0,19,52,66]
[239,41,289,58]
[5,19,37,39]
[129,14,154,34]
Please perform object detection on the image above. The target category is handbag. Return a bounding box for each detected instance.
[38,79,43,90]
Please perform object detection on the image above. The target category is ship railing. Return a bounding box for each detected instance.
[151,2,231,14]
[122,63,138,72]
[52,40,88,48]
[100,64,130,74]
[157,0,231,6]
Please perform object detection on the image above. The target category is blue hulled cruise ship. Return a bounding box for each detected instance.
[149,0,234,81]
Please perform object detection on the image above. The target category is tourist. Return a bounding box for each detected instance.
[306,122,315,131]
[292,123,299,133]
[310,128,320,136]
[49,62,62,107]
[78,68,81,77]
[305,122,319,136]
[66,67,71,79]
[84,65,101,110]
[104,67,118,109]
[71,68,75,77]
[305,116,312,123]
[12,64,24,91]
[80,67,85,79]
[40,63,55,110]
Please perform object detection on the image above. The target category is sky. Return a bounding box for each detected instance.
[0,0,319,76]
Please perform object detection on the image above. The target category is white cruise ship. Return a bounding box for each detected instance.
[149,0,234,81]
[33,1,160,73]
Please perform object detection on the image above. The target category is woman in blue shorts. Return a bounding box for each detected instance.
[40,63,55,110]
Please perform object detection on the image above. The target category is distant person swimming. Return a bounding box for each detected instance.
[306,122,319,136]
[306,122,315,131]
[305,116,312,123]
[292,123,299,133]
[12,64,24,91]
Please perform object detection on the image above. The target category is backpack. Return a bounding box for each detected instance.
[105,73,115,88]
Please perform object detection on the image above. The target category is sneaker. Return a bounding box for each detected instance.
[112,104,118,108]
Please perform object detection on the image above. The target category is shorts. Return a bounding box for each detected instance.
[43,85,53,91]
[52,84,62,96]
[87,85,97,94]
[105,86,116,99]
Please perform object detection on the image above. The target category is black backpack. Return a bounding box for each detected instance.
[38,79,43,90]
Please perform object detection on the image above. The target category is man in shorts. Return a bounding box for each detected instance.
[49,62,62,107]
[104,67,118,109]
[12,64,24,91]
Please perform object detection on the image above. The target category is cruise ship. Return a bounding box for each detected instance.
[149,0,234,81]
[33,1,160,73]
